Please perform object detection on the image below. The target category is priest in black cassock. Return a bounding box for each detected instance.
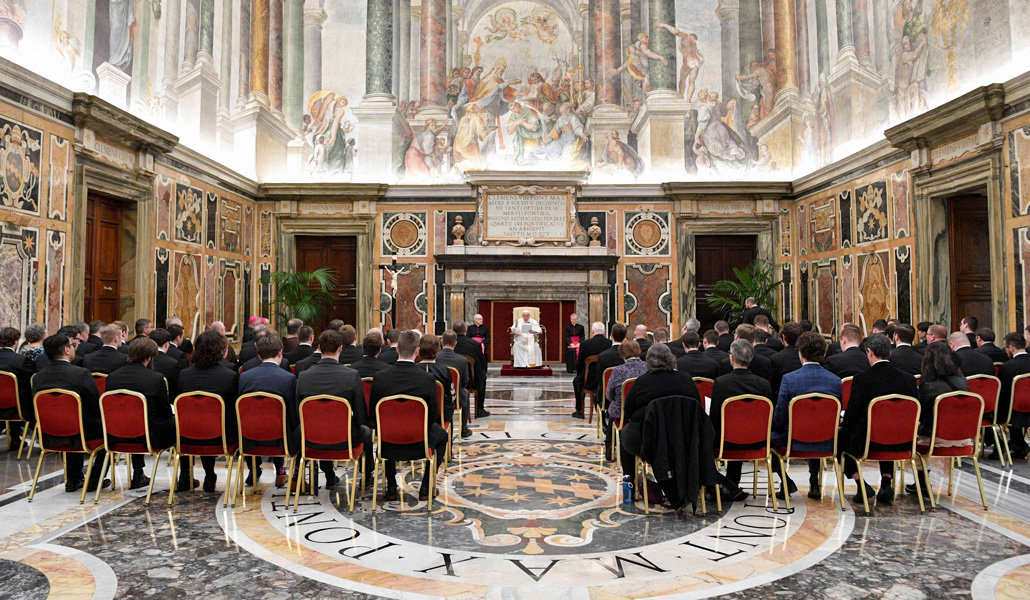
[564,313,585,373]
[467,313,490,357]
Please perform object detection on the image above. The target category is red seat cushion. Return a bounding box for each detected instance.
[48,437,105,454]
[721,448,767,460]
[305,443,364,461]
[107,442,149,454]
[866,450,912,461]
[773,445,832,459]
[917,443,973,456]
[179,442,239,456]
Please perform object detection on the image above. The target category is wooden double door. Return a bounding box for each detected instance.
[83,195,123,323]
[295,236,358,333]
[948,195,992,331]
[694,235,757,332]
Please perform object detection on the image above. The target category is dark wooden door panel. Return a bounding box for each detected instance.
[84,195,122,324]
[694,235,757,331]
[296,236,358,333]
[948,196,991,331]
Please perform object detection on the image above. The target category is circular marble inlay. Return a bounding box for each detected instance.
[632,219,662,249]
[0,558,49,600]
[390,219,419,249]
[448,463,611,518]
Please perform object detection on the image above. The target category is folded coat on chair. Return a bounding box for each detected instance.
[640,395,720,508]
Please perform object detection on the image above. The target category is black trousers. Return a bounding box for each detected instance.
[384,424,448,492]
[64,418,106,486]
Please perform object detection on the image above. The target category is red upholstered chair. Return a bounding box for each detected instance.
[97,391,173,505]
[372,395,436,510]
[0,370,33,459]
[693,377,714,415]
[297,395,365,512]
[435,380,453,467]
[172,392,239,507]
[290,365,296,375]
[361,378,374,434]
[842,394,922,515]
[771,393,845,511]
[995,363,1002,378]
[715,395,777,511]
[1011,374,1030,461]
[584,356,599,426]
[29,389,105,504]
[599,367,616,439]
[612,377,637,474]
[840,377,853,412]
[92,373,108,395]
[916,391,987,510]
[232,392,296,508]
[967,374,1007,466]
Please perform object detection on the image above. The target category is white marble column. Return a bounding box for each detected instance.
[284,0,305,129]
[445,0,454,71]
[162,0,183,120]
[303,1,327,104]
[217,0,234,150]
[399,0,411,102]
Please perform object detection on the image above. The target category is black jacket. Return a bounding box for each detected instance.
[377,346,399,365]
[32,360,101,427]
[703,346,729,364]
[241,356,290,373]
[83,346,127,375]
[676,350,720,380]
[623,370,700,424]
[106,362,173,428]
[717,351,773,382]
[75,339,98,358]
[87,335,103,349]
[978,343,1008,364]
[0,347,34,420]
[118,335,147,355]
[339,345,364,365]
[826,347,871,378]
[294,352,323,376]
[285,344,315,365]
[467,324,490,347]
[177,364,239,437]
[368,361,439,433]
[565,324,586,346]
[754,344,778,360]
[635,339,652,359]
[153,351,183,399]
[710,369,773,445]
[177,339,193,355]
[577,334,612,390]
[34,351,82,372]
[435,348,470,404]
[665,340,687,358]
[840,361,918,456]
[454,335,487,382]
[742,306,779,331]
[955,346,995,377]
[770,345,803,397]
[297,358,367,436]
[889,344,923,376]
[999,353,1030,428]
[596,344,625,397]
[166,345,189,369]
[237,340,257,365]
[640,395,719,509]
[350,355,389,379]
[765,336,785,352]
[716,333,734,353]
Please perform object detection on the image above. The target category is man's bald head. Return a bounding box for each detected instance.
[634,324,648,339]
[592,322,606,335]
[949,331,972,349]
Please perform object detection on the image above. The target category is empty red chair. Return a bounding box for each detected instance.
[0,370,32,459]
[29,389,104,504]
[715,395,777,511]
[693,377,714,415]
[92,373,108,395]
[842,394,922,515]
[373,395,437,510]
[967,375,1006,465]
[233,392,296,508]
[771,393,844,511]
[840,377,853,412]
[173,392,239,506]
[297,395,365,512]
[917,391,987,510]
[97,391,173,505]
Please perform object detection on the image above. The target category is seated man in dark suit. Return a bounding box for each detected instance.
[772,332,842,500]
[574,322,611,419]
[631,324,652,359]
[282,318,303,355]
[32,334,109,493]
[119,319,154,355]
[839,334,918,506]
[164,324,190,369]
[710,340,773,501]
[652,328,679,359]
[742,297,779,331]
[826,325,869,378]
[950,331,996,377]
[715,321,733,352]
[285,326,316,365]
[770,322,804,398]
[240,329,292,373]
[717,325,773,381]
[351,332,389,379]
[753,329,778,359]
[754,315,784,352]
[976,328,1009,364]
[677,331,720,380]
[83,324,127,375]
[0,327,34,450]
[72,322,98,357]
[297,329,372,489]
[453,320,489,417]
[996,333,1030,460]
[87,321,104,350]
[702,329,729,363]
[35,326,85,372]
[595,323,627,408]
[913,321,931,352]
[239,333,298,487]
[177,330,240,492]
[165,316,192,355]
[369,330,449,502]
[378,328,400,365]
[149,329,184,399]
[436,330,472,437]
[209,321,238,365]
[106,337,191,490]
[960,316,979,348]
[889,324,923,375]
[338,325,364,365]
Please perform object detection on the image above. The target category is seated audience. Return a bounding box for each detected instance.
[165,316,192,355]
[889,324,923,375]
[454,319,489,417]
[238,333,298,487]
[237,321,267,365]
[632,324,651,358]
[378,328,400,365]
[351,332,389,379]
[676,331,719,380]
[916,342,969,436]
[164,324,189,368]
[651,327,677,358]
[87,321,104,349]
[415,334,455,431]
[119,319,153,354]
[596,323,628,408]
[770,322,804,396]
[282,318,303,355]
[338,325,363,365]
[19,323,46,363]
[715,321,733,352]
[976,328,1009,363]
[960,316,979,348]
[83,324,127,375]
[702,329,729,363]
[949,331,995,377]
[240,329,291,373]
[826,326,869,378]
[209,321,238,365]
[573,321,610,419]
[149,328,184,399]
[754,314,784,352]
[435,331,472,437]
[771,332,841,500]
[914,322,931,352]
[753,329,778,359]
[72,322,97,357]
[0,327,34,449]
[716,324,773,380]
[711,340,773,501]
[606,340,646,456]
[177,330,240,492]
[997,333,1030,460]
[369,330,449,502]
[285,326,315,364]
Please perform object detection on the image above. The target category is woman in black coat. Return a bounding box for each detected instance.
[917,343,969,435]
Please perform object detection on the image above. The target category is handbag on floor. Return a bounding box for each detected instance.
[636,473,665,505]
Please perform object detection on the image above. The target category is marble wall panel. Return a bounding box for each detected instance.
[894,245,913,324]
[624,211,671,257]
[172,252,202,340]
[243,206,254,257]
[0,223,38,333]
[260,263,272,309]
[155,248,170,326]
[811,259,838,337]
[780,263,793,323]
[841,255,855,326]
[155,175,173,241]
[797,204,809,256]
[606,211,618,251]
[1015,227,1030,333]
[838,190,853,248]
[174,183,203,245]
[205,256,217,331]
[810,196,837,253]
[392,263,427,331]
[0,115,42,216]
[205,192,218,249]
[243,263,252,327]
[434,210,446,254]
[382,212,427,257]
[220,259,241,336]
[857,251,891,335]
[259,210,274,258]
[624,263,672,330]
[799,261,809,321]
[47,135,70,221]
[890,171,911,238]
[44,229,65,330]
[779,208,792,257]
[855,181,889,245]
[1010,125,1030,217]
[221,198,242,253]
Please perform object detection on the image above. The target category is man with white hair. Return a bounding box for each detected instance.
[948,331,995,377]
[468,313,490,355]
[167,316,193,354]
[511,310,542,368]
[209,321,238,365]
[574,322,611,419]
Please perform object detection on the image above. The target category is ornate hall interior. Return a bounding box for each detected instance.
[4,0,1030,598]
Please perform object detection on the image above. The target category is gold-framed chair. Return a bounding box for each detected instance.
[232,392,297,508]
[172,392,239,508]
[715,394,777,512]
[612,377,637,474]
[97,390,174,506]
[297,395,366,512]
[916,391,987,510]
[29,389,105,504]
[372,395,437,510]
[770,393,845,511]
[0,370,34,459]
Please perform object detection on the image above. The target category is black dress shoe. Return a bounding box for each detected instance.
[775,477,798,500]
[65,479,84,493]
[904,483,932,498]
[86,479,111,493]
[325,472,341,488]
[478,409,491,418]
[129,471,151,490]
[876,480,895,505]
[1011,447,1030,460]
[571,410,584,419]
[245,468,262,487]
[418,489,439,501]
[460,428,473,438]
[176,477,199,492]
[720,484,748,502]
[203,475,217,493]
[383,488,399,502]
[852,481,876,504]
[808,480,822,500]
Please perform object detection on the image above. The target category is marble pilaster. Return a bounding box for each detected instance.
[586,3,595,80]
[760,0,775,57]
[716,0,741,106]
[418,0,446,107]
[270,0,285,112]
[853,0,872,68]
[392,0,401,97]
[358,0,406,181]
[97,63,131,110]
[238,0,253,105]
[398,0,411,102]
[750,94,811,175]
[453,6,463,68]
[630,0,643,100]
[445,0,453,71]
[588,104,633,165]
[284,0,304,128]
[814,0,831,77]
[366,0,395,97]
[199,0,215,65]
[218,0,234,150]
[176,60,221,147]
[647,0,677,93]
[871,0,888,72]
[620,5,632,102]
[631,92,689,172]
[594,0,621,105]
[835,0,855,61]
[162,0,182,119]
[230,103,295,180]
[251,0,270,105]
[129,0,152,113]
[794,0,810,97]
[827,60,881,144]
[303,3,327,104]
[183,0,200,70]
[773,0,798,101]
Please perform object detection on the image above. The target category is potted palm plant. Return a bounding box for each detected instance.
[705,260,783,326]
[259,268,337,326]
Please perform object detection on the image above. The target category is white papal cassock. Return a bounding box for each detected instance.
[511,317,542,368]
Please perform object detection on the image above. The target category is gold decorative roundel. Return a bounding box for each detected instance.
[632,219,662,249]
[390,220,419,249]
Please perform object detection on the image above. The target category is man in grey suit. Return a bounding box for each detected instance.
[297,329,372,488]
[437,330,473,438]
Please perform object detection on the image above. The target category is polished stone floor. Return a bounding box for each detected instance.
[2,370,1030,599]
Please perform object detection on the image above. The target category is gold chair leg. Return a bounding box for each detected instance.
[168,453,181,505]
[765,458,778,511]
[80,451,99,504]
[699,485,706,515]
[971,456,989,510]
[125,453,131,490]
[93,452,111,505]
[752,461,758,496]
[360,454,367,500]
[348,458,359,513]
[223,455,236,509]
[233,455,246,507]
[998,425,1014,467]
[145,450,165,506]
[27,449,47,502]
[293,458,304,512]
[16,423,28,459]
[910,459,925,514]
[614,427,621,472]
[428,457,437,511]
[715,478,722,513]
[918,455,936,509]
[855,459,871,515]
[777,454,791,511]
[372,457,380,511]
[896,461,905,495]
[831,457,846,511]
[24,425,38,461]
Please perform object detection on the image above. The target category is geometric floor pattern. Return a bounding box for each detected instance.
[1,370,1030,598]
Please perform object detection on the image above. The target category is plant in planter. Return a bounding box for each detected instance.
[705,260,783,325]
[259,268,337,326]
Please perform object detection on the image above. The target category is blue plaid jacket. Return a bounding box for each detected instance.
[772,363,842,451]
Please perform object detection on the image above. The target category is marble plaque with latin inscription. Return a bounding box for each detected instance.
[484,193,570,241]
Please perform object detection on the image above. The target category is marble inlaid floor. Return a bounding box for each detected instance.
[2,370,1030,598]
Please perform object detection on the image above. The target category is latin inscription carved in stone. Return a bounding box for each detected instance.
[485,193,570,241]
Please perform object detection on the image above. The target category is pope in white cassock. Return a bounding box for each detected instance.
[511,310,543,368]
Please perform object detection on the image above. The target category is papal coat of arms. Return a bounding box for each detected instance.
[0,117,42,215]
